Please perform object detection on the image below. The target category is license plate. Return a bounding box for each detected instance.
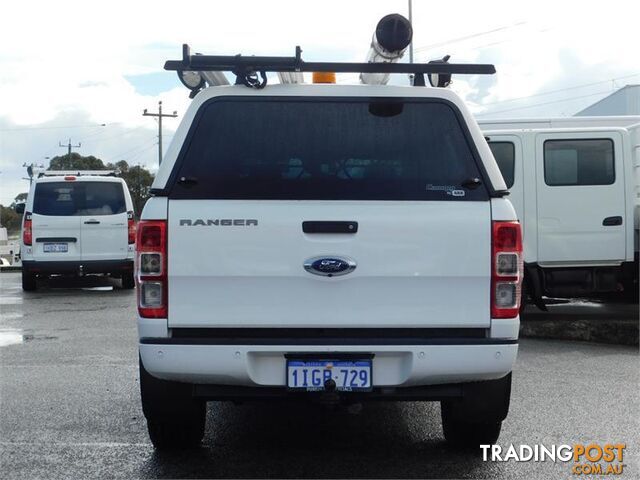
[287,359,372,391]
[43,243,68,253]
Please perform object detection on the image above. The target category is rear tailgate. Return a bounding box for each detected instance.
[168,201,490,328]
[31,213,82,261]
[163,96,493,329]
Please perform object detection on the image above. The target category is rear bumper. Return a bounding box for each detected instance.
[23,259,134,275]
[139,339,518,389]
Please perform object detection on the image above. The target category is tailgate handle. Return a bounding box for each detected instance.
[303,221,358,234]
[602,216,622,226]
[35,237,77,243]
[84,220,100,225]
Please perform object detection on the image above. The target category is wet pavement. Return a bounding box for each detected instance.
[0,272,638,478]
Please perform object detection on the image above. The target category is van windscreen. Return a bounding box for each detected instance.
[169,98,488,201]
[33,182,126,216]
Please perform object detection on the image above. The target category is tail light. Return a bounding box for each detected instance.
[136,220,167,318]
[23,213,33,246]
[127,211,136,244]
[491,221,523,318]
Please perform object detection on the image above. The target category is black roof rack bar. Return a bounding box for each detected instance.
[164,44,496,76]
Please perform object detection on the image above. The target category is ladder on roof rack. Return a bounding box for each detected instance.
[165,44,496,96]
[39,170,117,178]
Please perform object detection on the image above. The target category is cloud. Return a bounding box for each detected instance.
[1,0,639,205]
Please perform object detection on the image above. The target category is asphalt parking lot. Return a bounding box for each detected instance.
[0,272,638,479]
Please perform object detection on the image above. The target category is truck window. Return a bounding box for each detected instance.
[169,98,488,201]
[33,182,126,216]
[488,142,515,188]
[544,139,614,186]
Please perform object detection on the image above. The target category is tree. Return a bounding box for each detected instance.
[109,162,155,216]
[48,152,107,171]
[46,154,155,217]
[0,205,21,233]
[11,192,28,207]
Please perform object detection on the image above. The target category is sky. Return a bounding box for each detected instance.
[1,0,639,206]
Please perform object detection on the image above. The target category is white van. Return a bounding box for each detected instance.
[479,116,640,306]
[18,171,136,291]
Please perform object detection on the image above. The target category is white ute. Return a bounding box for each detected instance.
[18,171,136,291]
[137,16,523,450]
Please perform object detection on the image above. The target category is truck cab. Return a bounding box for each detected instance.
[481,117,640,303]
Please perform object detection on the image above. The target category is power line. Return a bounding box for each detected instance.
[80,125,151,144]
[412,21,527,54]
[127,143,158,164]
[107,138,158,162]
[476,90,613,116]
[0,123,106,132]
[480,73,640,107]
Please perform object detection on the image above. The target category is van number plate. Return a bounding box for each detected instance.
[43,243,68,253]
[286,359,372,391]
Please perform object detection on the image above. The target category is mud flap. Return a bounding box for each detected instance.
[524,264,547,311]
[444,373,512,423]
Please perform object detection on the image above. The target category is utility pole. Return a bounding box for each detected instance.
[142,101,178,165]
[408,0,414,63]
[59,138,81,160]
[23,162,45,185]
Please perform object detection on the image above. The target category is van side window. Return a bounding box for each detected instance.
[544,139,614,186]
[488,142,515,188]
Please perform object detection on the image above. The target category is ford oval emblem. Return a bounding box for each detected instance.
[304,256,357,277]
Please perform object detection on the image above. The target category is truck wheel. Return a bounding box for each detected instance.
[440,373,511,448]
[22,269,37,291]
[121,271,135,290]
[441,405,502,447]
[139,357,205,450]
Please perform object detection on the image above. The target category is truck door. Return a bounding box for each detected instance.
[535,132,626,265]
[487,135,523,218]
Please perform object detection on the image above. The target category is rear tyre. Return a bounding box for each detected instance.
[440,373,511,448]
[121,271,135,290]
[441,404,502,448]
[147,413,206,450]
[139,357,206,450]
[22,269,37,291]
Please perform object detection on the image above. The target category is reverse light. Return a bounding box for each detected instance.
[491,221,523,318]
[136,220,167,318]
[23,212,32,246]
[140,253,162,275]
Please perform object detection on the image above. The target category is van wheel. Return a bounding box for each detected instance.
[441,405,502,448]
[139,357,205,450]
[121,271,135,290]
[22,269,37,291]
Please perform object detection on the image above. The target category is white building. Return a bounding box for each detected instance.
[575,84,640,116]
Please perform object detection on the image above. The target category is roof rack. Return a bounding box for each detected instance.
[165,44,496,94]
[39,170,117,178]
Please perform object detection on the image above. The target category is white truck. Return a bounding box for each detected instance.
[479,116,640,307]
[136,19,523,450]
[17,171,136,290]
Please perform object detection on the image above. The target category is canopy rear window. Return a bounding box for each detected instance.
[33,181,126,216]
[169,98,488,201]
